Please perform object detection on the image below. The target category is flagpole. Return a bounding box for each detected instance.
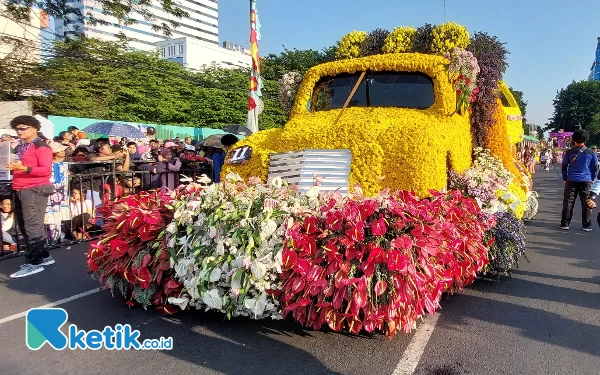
[246,0,263,134]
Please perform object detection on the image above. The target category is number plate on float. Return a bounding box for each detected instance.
[227,146,253,164]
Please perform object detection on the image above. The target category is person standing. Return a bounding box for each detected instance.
[7,116,55,278]
[559,129,598,232]
[211,134,239,183]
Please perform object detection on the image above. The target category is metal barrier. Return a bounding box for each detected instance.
[0,158,214,259]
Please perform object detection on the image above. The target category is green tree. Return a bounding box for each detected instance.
[30,38,286,130]
[261,46,337,81]
[548,80,600,144]
[3,0,187,36]
[548,80,600,131]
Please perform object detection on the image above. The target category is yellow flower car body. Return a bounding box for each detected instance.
[224,53,523,197]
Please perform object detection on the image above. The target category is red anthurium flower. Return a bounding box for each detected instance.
[128,210,144,229]
[366,244,384,264]
[138,223,156,242]
[322,239,339,263]
[156,305,178,315]
[282,249,297,269]
[370,215,387,236]
[109,239,129,259]
[348,317,363,334]
[125,300,135,308]
[358,200,378,219]
[144,210,163,225]
[135,267,152,289]
[87,257,99,272]
[375,280,388,296]
[325,210,344,231]
[303,216,319,235]
[293,258,310,276]
[141,253,152,268]
[345,222,364,242]
[300,236,317,257]
[290,277,306,294]
[391,235,413,250]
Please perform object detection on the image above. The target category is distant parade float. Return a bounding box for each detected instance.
[88,22,537,338]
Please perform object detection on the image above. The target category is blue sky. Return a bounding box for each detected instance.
[218,0,600,127]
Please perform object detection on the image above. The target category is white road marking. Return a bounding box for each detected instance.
[392,313,441,375]
[0,287,104,325]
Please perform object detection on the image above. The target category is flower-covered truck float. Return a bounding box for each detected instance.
[88,22,536,339]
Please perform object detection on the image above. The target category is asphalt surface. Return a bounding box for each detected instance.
[0,171,598,375]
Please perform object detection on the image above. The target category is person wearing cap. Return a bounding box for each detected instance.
[7,116,55,278]
[44,142,70,247]
[146,127,157,141]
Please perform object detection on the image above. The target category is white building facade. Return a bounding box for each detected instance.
[155,37,251,70]
[0,1,44,62]
[54,0,219,52]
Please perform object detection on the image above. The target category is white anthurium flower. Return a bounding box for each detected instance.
[260,219,277,241]
[233,255,245,268]
[251,261,267,280]
[244,292,268,317]
[174,258,191,277]
[168,297,190,310]
[269,176,284,189]
[202,289,223,310]
[209,266,222,282]
[208,227,218,239]
[274,249,283,273]
[230,271,242,290]
[199,269,209,280]
[168,237,176,248]
[169,256,175,269]
[216,240,225,256]
[197,175,212,184]
[184,276,202,300]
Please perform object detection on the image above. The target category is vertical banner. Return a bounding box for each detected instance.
[246,0,264,134]
[0,141,11,180]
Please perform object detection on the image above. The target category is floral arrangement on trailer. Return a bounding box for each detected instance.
[88,173,500,338]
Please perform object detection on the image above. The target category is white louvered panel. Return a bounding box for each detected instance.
[267,149,351,194]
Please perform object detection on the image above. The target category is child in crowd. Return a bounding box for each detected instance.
[1,198,16,252]
[69,188,95,240]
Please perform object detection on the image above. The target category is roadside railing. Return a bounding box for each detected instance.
[0,158,214,259]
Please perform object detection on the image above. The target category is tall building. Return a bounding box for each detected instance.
[54,0,219,51]
[589,37,600,82]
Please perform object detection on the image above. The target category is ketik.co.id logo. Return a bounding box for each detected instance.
[26,308,173,350]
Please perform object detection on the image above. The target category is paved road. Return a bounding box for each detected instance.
[0,172,598,375]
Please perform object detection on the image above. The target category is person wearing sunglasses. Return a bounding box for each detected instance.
[7,116,55,278]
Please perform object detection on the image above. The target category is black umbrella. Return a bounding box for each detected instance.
[222,125,253,136]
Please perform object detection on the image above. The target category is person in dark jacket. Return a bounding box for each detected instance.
[7,116,55,278]
[211,134,239,183]
[559,129,599,231]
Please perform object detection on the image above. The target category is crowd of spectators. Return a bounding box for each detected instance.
[1,123,240,256]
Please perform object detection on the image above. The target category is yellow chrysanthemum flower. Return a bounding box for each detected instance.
[430,22,470,55]
[382,26,416,53]
[336,30,368,60]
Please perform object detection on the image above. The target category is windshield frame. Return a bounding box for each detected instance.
[308,71,436,112]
